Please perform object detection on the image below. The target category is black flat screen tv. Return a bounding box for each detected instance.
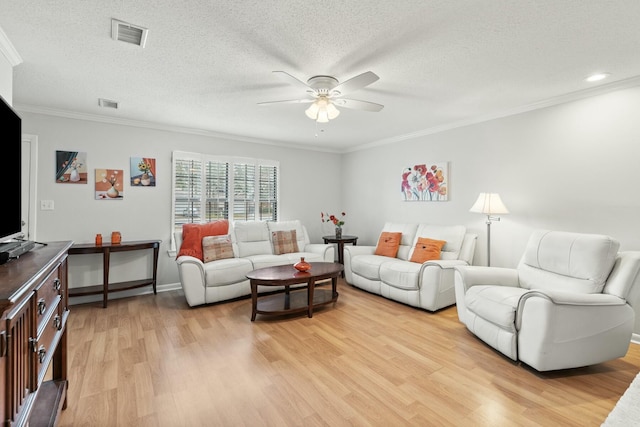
[0,94,23,244]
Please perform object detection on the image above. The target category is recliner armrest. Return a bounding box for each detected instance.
[520,289,627,306]
[454,266,519,293]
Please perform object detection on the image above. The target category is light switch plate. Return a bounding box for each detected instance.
[40,200,54,210]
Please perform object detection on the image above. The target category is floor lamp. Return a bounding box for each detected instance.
[469,193,509,266]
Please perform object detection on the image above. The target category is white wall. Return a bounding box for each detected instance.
[343,84,640,331]
[0,47,13,103]
[21,112,342,289]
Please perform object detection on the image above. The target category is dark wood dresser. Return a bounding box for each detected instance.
[0,241,72,426]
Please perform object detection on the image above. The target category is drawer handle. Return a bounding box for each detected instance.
[53,278,61,291]
[53,314,62,331]
[37,298,47,315]
[38,345,46,364]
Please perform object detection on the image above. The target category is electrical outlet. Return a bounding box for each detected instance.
[40,200,54,210]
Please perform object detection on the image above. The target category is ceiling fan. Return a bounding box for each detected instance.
[258,71,384,123]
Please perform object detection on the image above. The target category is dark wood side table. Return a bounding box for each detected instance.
[322,235,358,277]
[68,239,161,308]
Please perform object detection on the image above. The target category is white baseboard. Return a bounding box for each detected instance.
[68,282,182,306]
[632,333,640,345]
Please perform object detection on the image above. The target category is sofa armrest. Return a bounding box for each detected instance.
[344,245,376,257]
[423,259,469,270]
[176,255,207,307]
[303,243,335,262]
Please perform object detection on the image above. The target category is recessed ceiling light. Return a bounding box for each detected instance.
[585,73,611,82]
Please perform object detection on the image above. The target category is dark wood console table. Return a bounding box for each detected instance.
[68,239,160,308]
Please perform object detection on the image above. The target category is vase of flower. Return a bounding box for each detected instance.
[106,185,119,198]
[69,168,80,182]
[322,212,346,239]
[294,257,311,272]
[141,172,151,186]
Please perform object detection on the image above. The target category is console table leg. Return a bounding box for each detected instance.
[103,249,110,308]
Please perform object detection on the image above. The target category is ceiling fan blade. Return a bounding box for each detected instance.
[258,98,314,106]
[332,71,379,96]
[272,71,312,91]
[334,98,384,112]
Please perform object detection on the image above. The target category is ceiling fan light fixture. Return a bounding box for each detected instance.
[305,96,340,122]
[326,102,340,120]
[305,102,320,119]
[317,110,330,123]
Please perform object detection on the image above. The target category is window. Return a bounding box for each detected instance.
[171,151,279,249]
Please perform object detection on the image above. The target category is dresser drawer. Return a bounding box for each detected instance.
[34,299,64,385]
[33,263,63,330]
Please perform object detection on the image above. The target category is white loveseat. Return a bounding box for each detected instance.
[175,220,334,307]
[454,229,640,371]
[343,223,477,311]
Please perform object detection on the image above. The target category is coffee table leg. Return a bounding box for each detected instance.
[250,281,257,321]
[307,279,315,318]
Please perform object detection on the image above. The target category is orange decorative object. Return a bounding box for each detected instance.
[95,234,102,246]
[294,257,311,272]
[111,231,122,244]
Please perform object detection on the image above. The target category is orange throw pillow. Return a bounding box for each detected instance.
[374,232,402,257]
[177,220,229,261]
[409,237,446,263]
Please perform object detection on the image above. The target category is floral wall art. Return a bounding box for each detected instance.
[95,168,123,200]
[56,150,87,184]
[401,162,448,201]
[130,157,156,187]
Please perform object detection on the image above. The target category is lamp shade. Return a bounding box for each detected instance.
[469,193,509,215]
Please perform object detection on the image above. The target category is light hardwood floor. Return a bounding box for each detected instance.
[58,280,640,426]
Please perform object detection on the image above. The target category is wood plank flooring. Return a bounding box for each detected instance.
[58,280,640,426]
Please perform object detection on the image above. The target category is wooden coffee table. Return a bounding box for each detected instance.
[246,262,343,321]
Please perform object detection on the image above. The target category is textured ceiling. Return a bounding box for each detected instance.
[2,1,640,152]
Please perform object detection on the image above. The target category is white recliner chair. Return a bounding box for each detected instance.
[454,229,640,371]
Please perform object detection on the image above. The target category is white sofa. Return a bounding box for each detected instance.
[175,220,335,307]
[454,229,640,371]
[344,223,477,311]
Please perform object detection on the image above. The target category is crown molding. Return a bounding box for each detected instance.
[345,75,640,153]
[0,26,23,66]
[13,104,341,154]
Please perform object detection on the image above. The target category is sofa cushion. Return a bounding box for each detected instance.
[351,254,391,280]
[234,221,272,257]
[412,224,465,260]
[203,235,234,263]
[380,223,419,260]
[379,260,423,290]
[409,237,446,263]
[203,257,255,287]
[518,230,620,294]
[271,229,299,255]
[268,220,308,250]
[177,220,229,261]
[374,232,402,258]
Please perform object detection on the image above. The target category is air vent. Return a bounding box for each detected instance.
[111,18,148,47]
[98,98,118,109]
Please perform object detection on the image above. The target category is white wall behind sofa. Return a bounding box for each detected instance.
[342,84,640,333]
[20,112,342,291]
